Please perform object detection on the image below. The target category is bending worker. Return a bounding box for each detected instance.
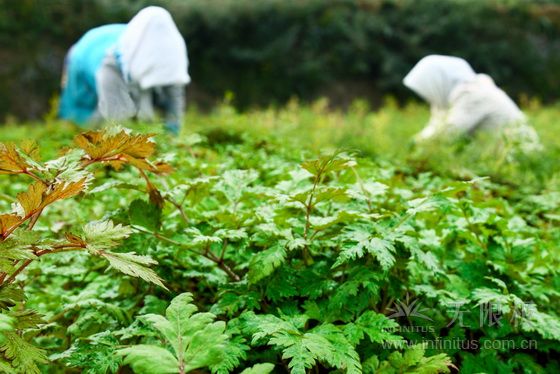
[59,6,190,134]
[403,55,540,152]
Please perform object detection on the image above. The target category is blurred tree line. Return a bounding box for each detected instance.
[2,0,560,120]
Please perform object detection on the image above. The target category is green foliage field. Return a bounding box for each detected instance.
[4,0,560,119]
[0,101,559,373]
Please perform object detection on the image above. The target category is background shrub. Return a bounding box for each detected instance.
[2,0,560,119]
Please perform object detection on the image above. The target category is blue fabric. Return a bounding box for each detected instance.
[164,121,180,135]
[59,24,126,125]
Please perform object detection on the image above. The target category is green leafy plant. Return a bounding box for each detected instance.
[0,127,169,372]
[1,103,559,373]
[118,292,229,374]
[364,344,454,374]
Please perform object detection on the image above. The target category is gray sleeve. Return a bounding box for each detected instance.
[136,89,155,122]
[95,54,136,121]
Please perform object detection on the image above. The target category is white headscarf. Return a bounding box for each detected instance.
[117,6,191,89]
[403,55,476,108]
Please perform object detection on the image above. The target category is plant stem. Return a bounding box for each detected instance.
[135,227,241,281]
[165,196,189,224]
[302,171,322,265]
[2,245,84,285]
[351,166,373,212]
[303,175,320,240]
[207,251,240,281]
[459,203,487,250]
[27,209,43,230]
[23,170,46,185]
[4,259,33,284]
[81,155,124,168]
[219,239,228,261]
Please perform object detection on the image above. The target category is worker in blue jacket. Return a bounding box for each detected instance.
[59,6,190,134]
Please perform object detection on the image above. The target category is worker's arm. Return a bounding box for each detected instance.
[95,54,136,121]
[415,107,448,141]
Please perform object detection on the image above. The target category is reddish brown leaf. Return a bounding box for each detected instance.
[64,233,86,247]
[17,182,47,217]
[152,161,173,175]
[123,155,153,171]
[43,179,87,206]
[75,130,156,161]
[20,140,41,161]
[147,181,164,208]
[0,214,22,237]
[0,143,29,174]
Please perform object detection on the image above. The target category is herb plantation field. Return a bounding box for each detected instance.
[0,101,559,373]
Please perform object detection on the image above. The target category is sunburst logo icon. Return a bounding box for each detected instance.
[386,293,433,321]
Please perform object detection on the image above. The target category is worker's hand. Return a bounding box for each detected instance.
[164,121,180,135]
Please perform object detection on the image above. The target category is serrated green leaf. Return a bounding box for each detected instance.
[334,229,395,270]
[120,345,178,374]
[83,220,132,251]
[343,311,402,345]
[0,332,48,374]
[248,245,287,284]
[119,293,229,374]
[100,251,165,289]
[240,363,275,374]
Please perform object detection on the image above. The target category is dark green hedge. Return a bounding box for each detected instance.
[2,0,560,119]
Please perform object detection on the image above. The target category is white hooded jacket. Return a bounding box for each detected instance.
[96,6,189,126]
[447,74,525,134]
[117,6,191,89]
[403,55,476,110]
[403,55,540,151]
